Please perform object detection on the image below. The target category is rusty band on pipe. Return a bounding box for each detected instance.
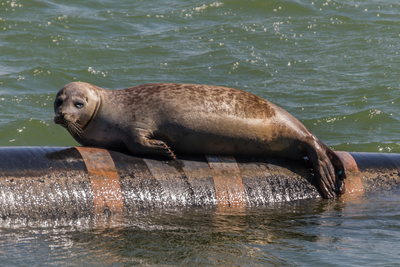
[206,156,246,208]
[75,147,123,214]
[335,151,364,195]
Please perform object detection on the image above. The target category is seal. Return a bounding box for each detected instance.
[54,82,346,198]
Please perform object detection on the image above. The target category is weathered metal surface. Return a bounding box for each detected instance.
[76,147,123,215]
[349,152,400,193]
[0,147,399,219]
[336,151,364,195]
[0,147,93,220]
[206,156,246,208]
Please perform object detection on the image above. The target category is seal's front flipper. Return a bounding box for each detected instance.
[125,129,176,159]
[146,139,176,159]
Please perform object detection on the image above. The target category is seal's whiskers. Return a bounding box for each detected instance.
[67,121,83,138]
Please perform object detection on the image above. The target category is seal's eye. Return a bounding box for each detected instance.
[75,102,84,109]
[55,98,63,106]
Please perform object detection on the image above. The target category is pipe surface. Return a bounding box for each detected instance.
[0,147,399,219]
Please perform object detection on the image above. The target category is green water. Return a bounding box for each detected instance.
[1,0,400,266]
[1,0,399,151]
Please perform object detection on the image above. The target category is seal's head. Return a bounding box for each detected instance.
[54,82,100,137]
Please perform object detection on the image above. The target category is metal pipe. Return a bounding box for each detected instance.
[0,147,399,219]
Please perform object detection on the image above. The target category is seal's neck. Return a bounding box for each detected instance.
[82,92,101,132]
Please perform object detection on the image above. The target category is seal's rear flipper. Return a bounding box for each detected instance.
[305,137,347,198]
[325,149,346,195]
[313,162,336,199]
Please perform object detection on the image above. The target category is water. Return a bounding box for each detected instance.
[1,194,400,266]
[0,0,399,265]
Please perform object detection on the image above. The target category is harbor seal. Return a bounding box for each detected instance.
[54,82,346,198]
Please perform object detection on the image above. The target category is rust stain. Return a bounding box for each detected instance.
[76,147,123,214]
[206,155,246,209]
[336,151,359,173]
[336,151,364,197]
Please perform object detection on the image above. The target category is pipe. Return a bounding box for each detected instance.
[0,147,399,219]
[336,151,400,196]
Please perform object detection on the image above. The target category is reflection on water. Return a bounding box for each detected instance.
[1,191,400,266]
